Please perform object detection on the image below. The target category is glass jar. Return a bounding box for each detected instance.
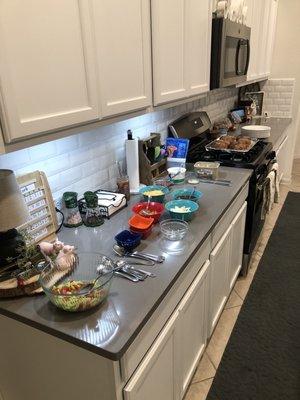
[63,192,83,228]
[116,175,130,201]
[83,191,104,227]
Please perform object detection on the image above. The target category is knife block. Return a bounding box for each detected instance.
[138,133,167,185]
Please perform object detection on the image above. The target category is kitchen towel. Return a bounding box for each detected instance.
[261,163,280,219]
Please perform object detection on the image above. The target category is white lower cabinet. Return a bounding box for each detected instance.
[276,135,289,183]
[177,260,210,398]
[124,260,210,400]
[123,194,248,400]
[228,202,247,291]
[208,226,231,336]
[123,310,180,400]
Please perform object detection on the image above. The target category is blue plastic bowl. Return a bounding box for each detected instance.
[115,230,142,251]
[165,199,199,222]
[139,185,169,203]
[172,188,203,204]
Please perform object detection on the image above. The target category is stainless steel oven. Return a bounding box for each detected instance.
[210,18,251,89]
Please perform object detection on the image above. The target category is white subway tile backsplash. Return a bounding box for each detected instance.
[28,141,57,162]
[262,78,295,118]
[0,148,30,170]
[55,135,79,155]
[0,86,238,202]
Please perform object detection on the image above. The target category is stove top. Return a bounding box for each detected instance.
[168,111,274,170]
[187,140,273,169]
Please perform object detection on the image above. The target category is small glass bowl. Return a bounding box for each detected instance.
[39,252,114,312]
[160,219,189,241]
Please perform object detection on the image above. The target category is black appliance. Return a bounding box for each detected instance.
[168,112,276,276]
[210,18,251,89]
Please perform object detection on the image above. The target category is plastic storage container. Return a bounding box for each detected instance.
[194,162,220,180]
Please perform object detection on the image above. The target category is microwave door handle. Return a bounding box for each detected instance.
[235,39,242,76]
[244,39,250,74]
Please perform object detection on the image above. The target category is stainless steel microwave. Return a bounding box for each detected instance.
[210,18,251,89]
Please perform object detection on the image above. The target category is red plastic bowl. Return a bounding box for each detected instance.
[132,202,165,224]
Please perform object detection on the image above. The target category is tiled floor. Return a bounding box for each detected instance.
[184,160,300,400]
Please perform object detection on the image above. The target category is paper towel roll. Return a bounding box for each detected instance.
[125,138,140,193]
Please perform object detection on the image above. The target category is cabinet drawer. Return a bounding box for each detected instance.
[211,183,249,249]
[121,236,211,381]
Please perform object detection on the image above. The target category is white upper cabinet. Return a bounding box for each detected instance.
[151,0,212,105]
[90,0,152,118]
[245,0,278,82]
[0,0,99,142]
[265,0,278,75]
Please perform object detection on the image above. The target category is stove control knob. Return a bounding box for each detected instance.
[266,151,276,160]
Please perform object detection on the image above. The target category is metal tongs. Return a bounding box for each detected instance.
[113,244,165,264]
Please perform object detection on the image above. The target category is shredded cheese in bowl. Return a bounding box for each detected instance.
[143,190,164,196]
[170,205,191,213]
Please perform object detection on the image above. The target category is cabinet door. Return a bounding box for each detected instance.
[208,226,231,336]
[276,135,289,182]
[151,0,211,105]
[228,202,247,291]
[185,0,212,97]
[0,0,99,142]
[91,0,152,117]
[151,0,187,105]
[265,0,278,75]
[123,311,180,400]
[258,0,272,77]
[177,260,210,397]
[246,0,263,80]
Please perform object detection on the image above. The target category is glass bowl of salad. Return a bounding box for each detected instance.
[39,252,114,312]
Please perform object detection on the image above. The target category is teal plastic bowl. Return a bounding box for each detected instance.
[165,199,199,221]
[139,185,169,203]
[172,188,203,204]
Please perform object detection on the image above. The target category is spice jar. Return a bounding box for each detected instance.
[83,191,103,227]
[63,192,83,228]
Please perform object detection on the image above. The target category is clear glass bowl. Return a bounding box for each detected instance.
[160,219,189,241]
[39,252,114,312]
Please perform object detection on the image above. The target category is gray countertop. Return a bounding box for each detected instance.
[0,167,252,360]
[239,116,292,150]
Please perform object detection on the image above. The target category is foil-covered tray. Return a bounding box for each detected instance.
[205,136,259,154]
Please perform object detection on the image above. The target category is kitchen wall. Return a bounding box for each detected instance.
[262,78,295,117]
[0,87,238,203]
[270,0,300,158]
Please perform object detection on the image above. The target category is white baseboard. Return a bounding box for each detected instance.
[281,177,292,185]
